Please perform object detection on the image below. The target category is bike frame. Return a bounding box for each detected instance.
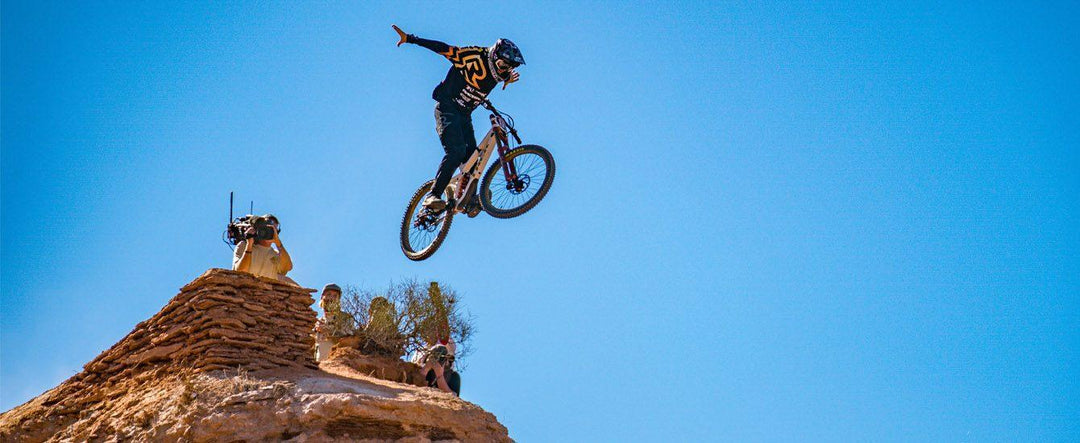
[444,102,521,213]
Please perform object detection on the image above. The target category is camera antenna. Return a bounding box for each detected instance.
[229,191,234,223]
[249,201,254,216]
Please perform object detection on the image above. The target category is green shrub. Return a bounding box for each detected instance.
[339,280,474,366]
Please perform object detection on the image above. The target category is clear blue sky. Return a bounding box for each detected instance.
[3,1,1077,440]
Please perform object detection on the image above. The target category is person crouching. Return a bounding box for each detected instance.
[419,323,460,396]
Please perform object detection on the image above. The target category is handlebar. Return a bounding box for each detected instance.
[481,100,522,144]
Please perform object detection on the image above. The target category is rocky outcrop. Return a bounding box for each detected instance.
[329,337,428,387]
[103,268,319,374]
[22,269,317,419]
[0,269,510,442]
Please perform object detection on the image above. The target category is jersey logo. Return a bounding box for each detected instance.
[459,53,488,89]
[446,47,488,89]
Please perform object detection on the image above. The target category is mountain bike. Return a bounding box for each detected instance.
[400,100,555,261]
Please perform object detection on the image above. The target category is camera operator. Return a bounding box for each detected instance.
[419,323,460,396]
[232,214,294,283]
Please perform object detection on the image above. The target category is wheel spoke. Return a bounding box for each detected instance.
[490,163,540,207]
[406,204,445,251]
[480,148,552,215]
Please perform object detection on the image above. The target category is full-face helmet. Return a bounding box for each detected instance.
[490,38,525,69]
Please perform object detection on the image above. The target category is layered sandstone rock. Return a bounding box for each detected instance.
[324,344,429,387]
[31,269,317,417]
[0,269,510,442]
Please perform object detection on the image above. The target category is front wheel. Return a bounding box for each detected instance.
[400,180,454,261]
[480,145,555,219]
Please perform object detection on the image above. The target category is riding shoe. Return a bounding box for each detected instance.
[422,194,447,212]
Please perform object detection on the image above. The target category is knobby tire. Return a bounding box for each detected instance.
[400,180,454,261]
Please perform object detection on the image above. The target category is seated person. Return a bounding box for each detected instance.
[417,323,460,396]
[313,284,356,362]
[359,296,405,358]
[232,214,294,284]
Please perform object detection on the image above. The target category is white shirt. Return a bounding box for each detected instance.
[232,240,283,280]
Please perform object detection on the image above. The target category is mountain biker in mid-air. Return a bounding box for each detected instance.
[392,24,526,212]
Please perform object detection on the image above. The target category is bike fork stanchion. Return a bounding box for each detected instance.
[497,134,521,186]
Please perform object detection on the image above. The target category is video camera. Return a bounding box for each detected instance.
[226,214,280,245]
[223,192,281,246]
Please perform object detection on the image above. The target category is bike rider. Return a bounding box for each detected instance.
[393,25,525,212]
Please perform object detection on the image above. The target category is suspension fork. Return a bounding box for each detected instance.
[496,130,520,184]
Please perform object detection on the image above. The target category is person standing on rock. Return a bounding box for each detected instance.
[232,214,295,284]
[313,284,357,362]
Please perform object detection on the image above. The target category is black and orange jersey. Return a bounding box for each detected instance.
[407,35,502,110]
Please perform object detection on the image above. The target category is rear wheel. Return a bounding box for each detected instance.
[400,180,454,261]
[480,145,555,219]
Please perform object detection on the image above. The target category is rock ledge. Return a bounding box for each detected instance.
[0,269,510,442]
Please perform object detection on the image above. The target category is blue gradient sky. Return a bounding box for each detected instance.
[2,1,1077,440]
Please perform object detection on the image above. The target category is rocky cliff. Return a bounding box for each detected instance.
[0,269,510,442]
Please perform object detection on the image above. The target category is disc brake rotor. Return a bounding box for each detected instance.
[413,210,442,232]
[506,175,531,195]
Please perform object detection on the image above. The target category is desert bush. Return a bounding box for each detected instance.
[215,367,265,395]
[339,280,474,365]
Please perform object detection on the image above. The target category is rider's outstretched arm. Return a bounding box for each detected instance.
[409,35,454,56]
[393,25,459,60]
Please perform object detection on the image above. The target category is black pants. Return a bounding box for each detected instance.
[431,101,477,199]
[425,367,462,396]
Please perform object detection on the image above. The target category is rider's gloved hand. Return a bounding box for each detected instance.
[392,24,410,47]
[502,70,520,90]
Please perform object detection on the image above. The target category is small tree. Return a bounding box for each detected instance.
[340,279,474,366]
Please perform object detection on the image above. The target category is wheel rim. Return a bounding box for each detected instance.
[487,152,549,212]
